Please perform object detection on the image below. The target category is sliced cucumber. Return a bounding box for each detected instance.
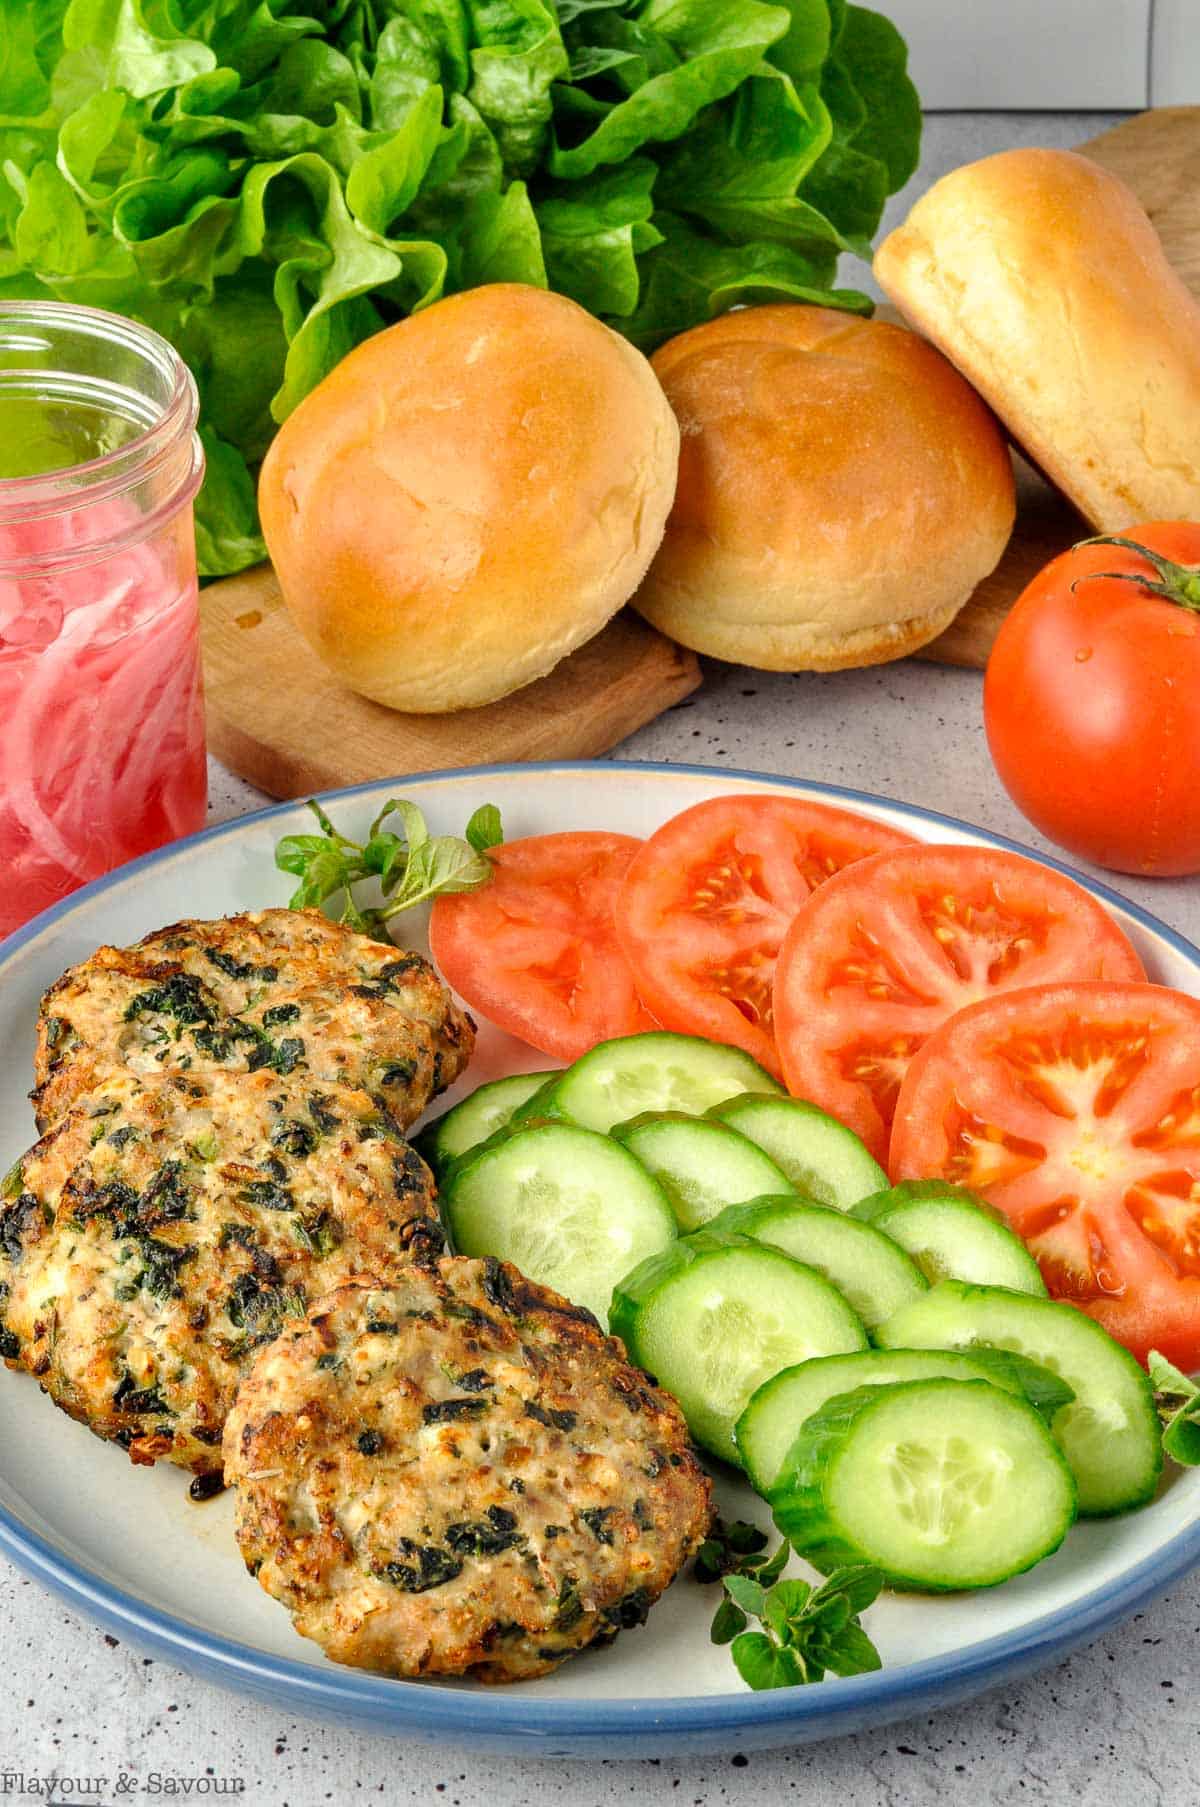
[442,1123,676,1328]
[612,1115,797,1232]
[736,1348,1076,1497]
[610,1230,867,1465]
[853,1181,1046,1296]
[417,1071,557,1174]
[707,1093,886,1210]
[516,1032,781,1135]
[507,1073,560,1124]
[708,1197,927,1331]
[770,1379,1077,1591]
[877,1282,1162,1516]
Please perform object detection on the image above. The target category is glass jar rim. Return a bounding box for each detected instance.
[0,300,203,567]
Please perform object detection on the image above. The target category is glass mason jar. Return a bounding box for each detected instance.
[0,302,207,941]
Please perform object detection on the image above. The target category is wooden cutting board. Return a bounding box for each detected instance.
[922,106,1200,669]
[201,567,700,798]
[202,107,1198,792]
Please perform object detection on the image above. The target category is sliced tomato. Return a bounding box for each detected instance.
[774,845,1145,1161]
[428,832,655,1062]
[890,981,1200,1369]
[614,795,915,1076]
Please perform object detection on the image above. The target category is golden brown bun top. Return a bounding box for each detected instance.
[258,283,679,714]
[873,148,1200,530]
[636,304,1014,670]
[653,300,924,371]
[649,303,1013,517]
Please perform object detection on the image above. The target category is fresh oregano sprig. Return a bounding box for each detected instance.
[1148,1350,1200,1467]
[717,1562,884,1690]
[695,1519,884,1690]
[275,798,502,939]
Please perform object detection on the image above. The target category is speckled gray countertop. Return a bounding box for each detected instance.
[6,109,1198,1807]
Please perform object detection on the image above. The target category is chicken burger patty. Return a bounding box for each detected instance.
[33,908,473,1132]
[223,1257,713,1682]
[0,1069,441,1474]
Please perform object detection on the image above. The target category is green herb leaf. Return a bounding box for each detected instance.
[385,835,493,912]
[274,833,338,878]
[762,1576,812,1639]
[811,1562,884,1618]
[370,799,430,855]
[306,799,342,840]
[723,1572,769,1618]
[755,1537,792,1588]
[279,846,361,913]
[369,835,409,894]
[466,804,504,854]
[364,801,431,897]
[710,1550,884,1693]
[724,1519,770,1555]
[731,1630,803,1691]
[710,1597,748,1645]
[820,1620,883,1677]
[1165,1416,1200,1468]
[1149,1348,1200,1467]
[274,795,501,934]
[694,1516,776,1582]
[1149,1350,1198,1400]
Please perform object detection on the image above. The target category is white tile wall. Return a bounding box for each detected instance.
[882,0,1196,109]
[1151,0,1200,105]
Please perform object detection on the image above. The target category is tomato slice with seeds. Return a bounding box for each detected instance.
[773,845,1145,1161]
[890,982,1200,1369]
[614,796,915,1076]
[429,832,656,1062]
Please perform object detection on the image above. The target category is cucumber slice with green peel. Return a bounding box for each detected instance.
[853,1181,1046,1296]
[706,1093,887,1210]
[769,1379,1077,1592]
[876,1281,1163,1516]
[708,1197,927,1331]
[609,1229,867,1465]
[507,1074,561,1126]
[514,1032,782,1135]
[736,1348,1076,1497]
[442,1123,676,1328]
[417,1071,557,1174]
[611,1115,797,1232]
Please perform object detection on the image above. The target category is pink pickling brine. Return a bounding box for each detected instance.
[0,304,207,940]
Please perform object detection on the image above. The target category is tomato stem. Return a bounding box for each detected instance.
[1070,535,1200,613]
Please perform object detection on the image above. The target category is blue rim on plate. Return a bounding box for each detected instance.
[1,759,1198,1755]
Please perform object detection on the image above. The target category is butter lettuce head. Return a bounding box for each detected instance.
[1,0,920,574]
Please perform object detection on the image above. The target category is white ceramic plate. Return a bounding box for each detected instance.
[1,761,1197,1758]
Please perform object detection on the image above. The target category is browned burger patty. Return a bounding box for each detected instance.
[0,1070,441,1474]
[32,908,473,1133]
[223,1258,713,1682]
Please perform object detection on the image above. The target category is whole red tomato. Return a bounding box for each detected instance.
[984,523,1200,876]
